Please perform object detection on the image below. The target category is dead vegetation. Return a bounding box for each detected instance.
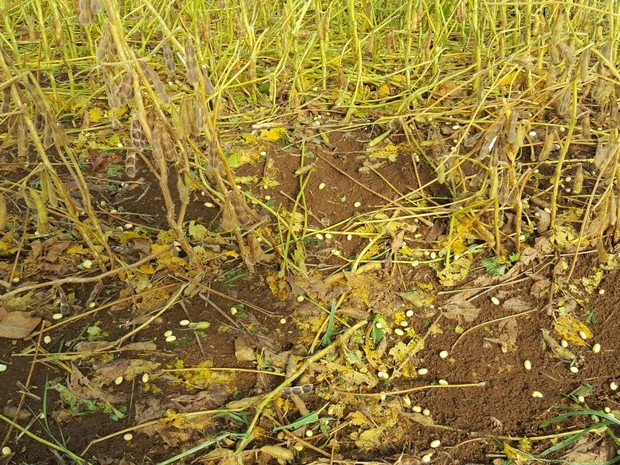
[1,0,620,464]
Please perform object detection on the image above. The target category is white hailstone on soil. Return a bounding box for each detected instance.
[592,343,601,353]
[491,297,501,305]
[430,439,441,448]
[417,368,429,375]
[439,350,449,359]
[524,360,532,370]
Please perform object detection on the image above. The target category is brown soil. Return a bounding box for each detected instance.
[1,129,619,465]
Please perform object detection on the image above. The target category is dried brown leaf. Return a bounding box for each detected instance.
[0,306,41,339]
[234,334,256,362]
[442,295,480,323]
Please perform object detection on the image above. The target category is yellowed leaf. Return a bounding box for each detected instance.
[554,315,592,346]
[259,127,286,141]
[438,254,472,286]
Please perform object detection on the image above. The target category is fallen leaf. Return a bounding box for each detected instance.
[0,306,41,339]
[541,329,576,361]
[260,445,294,463]
[502,297,531,313]
[234,334,256,362]
[442,295,481,323]
[483,318,518,353]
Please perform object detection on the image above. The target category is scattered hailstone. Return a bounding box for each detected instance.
[1,447,11,456]
[141,373,149,383]
[179,319,190,327]
[318,182,326,190]
[114,376,123,385]
[430,251,437,259]
[353,201,361,208]
[528,131,537,137]
[598,288,606,295]
[280,318,287,325]
[82,259,93,269]
[316,234,324,240]
[124,223,133,229]
[412,405,422,413]
[610,381,618,391]
[577,395,585,403]
[11,277,20,284]
[375,322,383,329]
[44,336,52,344]
[400,321,409,327]
[394,328,405,336]
[347,234,352,241]
[438,379,449,385]
[592,343,601,353]
[604,407,612,413]
[204,202,215,208]
[561,339,569,348]
[296,295,305,302]
[406,310,414,317]
[260,151,267,156]
[439,350,449,359]
[164,330,173,337]
[579,331,588,340]
[417,368,429,375]
[123,433,133,441]
[230,306,238,316]
[325,233,332,240]
[421,454,432,463]
[0,364,7,373]
[403,396,411,407]
[569,366,579,374]
[491,297,501,305]
[89,302,96,309]
[532,390,544,398]
[524,360,532,370]
[430,439,441,448]
[331,249,341,256]
[422,408,431,416]
[378,371,389,379]
[165,335,177,343]
[305,430,313,437]
[52,313,63,320]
